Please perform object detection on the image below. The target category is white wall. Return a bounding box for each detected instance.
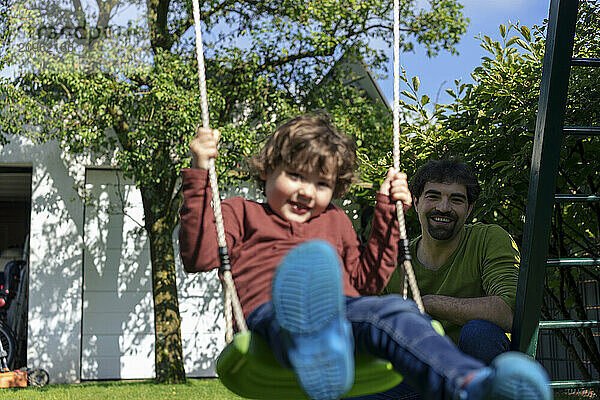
[0,135,232,383]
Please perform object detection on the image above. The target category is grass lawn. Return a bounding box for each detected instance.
[0,378,595,399]
[0,378,244,399]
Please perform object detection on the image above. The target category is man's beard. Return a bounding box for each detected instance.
[426,211,459,241]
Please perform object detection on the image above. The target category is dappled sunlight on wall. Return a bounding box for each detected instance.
[81,169,155,380]
[176,242,225,377]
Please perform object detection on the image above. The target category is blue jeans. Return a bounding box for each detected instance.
[458,319,510,365]
[246,295,485,400]
[345,319,511,400]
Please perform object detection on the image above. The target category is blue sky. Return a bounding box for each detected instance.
[378,0,551,106]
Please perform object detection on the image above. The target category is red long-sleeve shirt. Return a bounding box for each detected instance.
[179,168,401,319]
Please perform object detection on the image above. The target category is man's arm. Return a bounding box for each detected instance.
[422,294,514,331]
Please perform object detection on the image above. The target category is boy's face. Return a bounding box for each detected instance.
[262,166,335,223]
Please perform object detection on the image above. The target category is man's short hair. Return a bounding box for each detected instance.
[410,159,481,205]
[250,113,357,198]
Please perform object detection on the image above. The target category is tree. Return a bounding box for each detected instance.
[0,0,10,69]
[1,0,468,382]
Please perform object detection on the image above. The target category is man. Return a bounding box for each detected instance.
[387,159,518,362]
[346,159,521,400]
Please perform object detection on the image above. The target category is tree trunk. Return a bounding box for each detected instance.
[141,184,186,383]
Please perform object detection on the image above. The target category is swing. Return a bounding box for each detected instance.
[190,0,436,398]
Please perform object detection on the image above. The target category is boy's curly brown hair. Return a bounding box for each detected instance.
[250,113,357,198]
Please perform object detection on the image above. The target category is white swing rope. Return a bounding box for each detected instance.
[393,0,425,314]
[191,0,248,343]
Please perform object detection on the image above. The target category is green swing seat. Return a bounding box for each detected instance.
[216,331,403,399]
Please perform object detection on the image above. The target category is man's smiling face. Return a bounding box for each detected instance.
[415,181,473,241]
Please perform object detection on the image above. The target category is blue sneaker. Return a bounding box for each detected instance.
[272,240,354,400]
[461,351,553,400]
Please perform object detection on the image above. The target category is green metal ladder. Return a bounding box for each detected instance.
[511,0,600,391]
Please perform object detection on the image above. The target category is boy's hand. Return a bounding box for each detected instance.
[190,127,220,169]
[379,168,412,211]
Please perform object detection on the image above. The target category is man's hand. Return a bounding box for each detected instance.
[379,168,412,211]
[190,127,220,170]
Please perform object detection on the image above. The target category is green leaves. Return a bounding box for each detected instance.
[499,24,507,38]
[506,36,519,47]
[401,90,417,101]
[520,25,531,42]
[412,76,420,92]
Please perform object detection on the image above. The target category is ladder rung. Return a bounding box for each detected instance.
[550,380,600,389]
[547,258,600,268]
[555,194,600,202]
[563,126,600,136]
[571,57,600,67]
[539,320,600,329]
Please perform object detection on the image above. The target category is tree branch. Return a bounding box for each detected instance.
[147,0,174,51]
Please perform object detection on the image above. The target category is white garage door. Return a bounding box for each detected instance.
[81,169,155,380]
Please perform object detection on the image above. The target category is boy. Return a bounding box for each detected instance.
[179,113,552,400]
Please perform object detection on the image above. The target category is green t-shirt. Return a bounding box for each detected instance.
[384,223,520,344]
